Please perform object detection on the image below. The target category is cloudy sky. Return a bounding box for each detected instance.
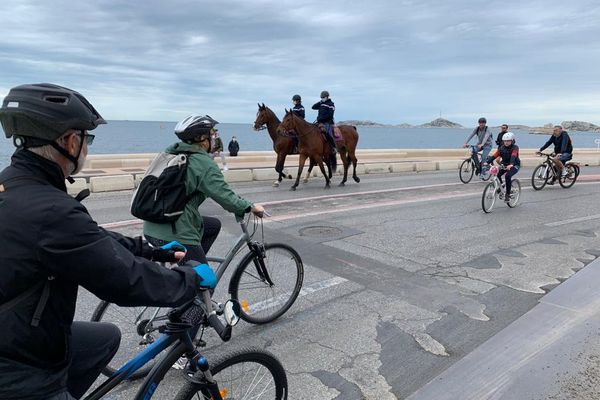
[1,0,599,126]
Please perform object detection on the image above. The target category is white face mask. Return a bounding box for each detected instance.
[321,97,328,102]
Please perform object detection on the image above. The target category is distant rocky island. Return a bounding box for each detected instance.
[529,121,600,134]
[338,118,463,129]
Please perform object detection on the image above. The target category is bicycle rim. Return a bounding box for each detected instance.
[482,183,496,213]
[531,164,548,190]
[459,160,474,184]
[508,180,521,208]
[558,164,578,188]
[91,301,167,379]
[231,243,304,324]
[174,348,288,400]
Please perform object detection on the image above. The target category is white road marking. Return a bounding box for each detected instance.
[246,276,348,314]
[545,214,600,227]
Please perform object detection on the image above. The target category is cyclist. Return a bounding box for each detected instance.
[0,84,217,399]
[143,114,265,266]
[536,125,573,178]
[483,131,520,203]
[495,124,509,147]
[463,117,493,179]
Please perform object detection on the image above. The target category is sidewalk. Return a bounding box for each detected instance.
[407,257,600,400]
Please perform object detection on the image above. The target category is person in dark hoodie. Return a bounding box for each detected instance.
[228,136,240,156]
[0,83,216,399]
[291,94,305,119]
[312,90,336,157]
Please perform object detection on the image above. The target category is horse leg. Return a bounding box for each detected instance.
[339,150,350,186]
[304,159,314,183]
[350,149,360,183]
[315,156,330,189]
[273,153,285,187]
[291,154,307,191]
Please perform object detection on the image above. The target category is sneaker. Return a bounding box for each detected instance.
[561,169,568,178]
[172,356,187,370]
[223,165,229,171]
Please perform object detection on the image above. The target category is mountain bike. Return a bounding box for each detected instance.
[84,282,288,400]
[481,165,521,213]
[459,145,492,183]
[531,153,580,190]
[92,213,304,379]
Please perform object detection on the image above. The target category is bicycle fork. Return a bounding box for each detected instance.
[250,242,275,286]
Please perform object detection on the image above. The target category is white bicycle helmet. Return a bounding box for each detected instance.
[502,131,515,141]
[174,114,218,143]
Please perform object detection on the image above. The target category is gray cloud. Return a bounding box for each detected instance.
[1,0,599,126]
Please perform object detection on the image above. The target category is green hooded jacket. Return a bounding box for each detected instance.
[143,142,253,245]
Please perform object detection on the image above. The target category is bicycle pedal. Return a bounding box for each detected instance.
[193,338,207,347]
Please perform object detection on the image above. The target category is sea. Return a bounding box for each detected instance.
[1,120,599,169]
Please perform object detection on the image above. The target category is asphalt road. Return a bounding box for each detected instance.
[76,166,600,399]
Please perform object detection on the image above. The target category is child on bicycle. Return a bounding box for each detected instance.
[483,132,520,203]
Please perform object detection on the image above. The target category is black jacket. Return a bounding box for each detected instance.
[540,131,573,154]
[292,103,305,119]
[495,131,506,146]
[311,99,335,124]
[487,143,521,167]
[228,140,239,156]
[0,150,201,399]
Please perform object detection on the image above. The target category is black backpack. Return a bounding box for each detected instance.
[131,152,190,224]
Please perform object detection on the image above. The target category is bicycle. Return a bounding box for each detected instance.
[92,213,304,379]
[459,145,492,184]
[531,153,580,190]
[84,280,288,400]
[481,164,522,213]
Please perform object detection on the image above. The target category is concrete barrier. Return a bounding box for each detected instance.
[389,162,415,173]
[365,163,391,174]
[66,178,88,195]
[223,169,253,183]
[90,175,134,192]
[252,168,280,181]
[415,161,438,172]
[520,158,543,167]
[437,160,461,170]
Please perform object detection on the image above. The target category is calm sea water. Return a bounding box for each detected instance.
[1,120,599,169]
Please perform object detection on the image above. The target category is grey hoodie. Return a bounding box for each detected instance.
[465,126,492,146]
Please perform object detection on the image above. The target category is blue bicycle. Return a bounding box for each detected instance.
[84,278,288,400]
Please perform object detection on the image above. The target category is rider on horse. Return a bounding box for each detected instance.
[312,90,336,157]
[292,94,305,119]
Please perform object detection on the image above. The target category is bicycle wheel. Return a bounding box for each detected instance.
[482,182,497,213]
[174,348,288,400]
[459,160,474,184]
[507,179,521,208]
[531,164,549,190]
[230,243,304,325]
[91,301,168,379]
[558,164,579,188]
[480,167,492,181]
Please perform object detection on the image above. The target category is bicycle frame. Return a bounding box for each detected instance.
[85,292,223,400]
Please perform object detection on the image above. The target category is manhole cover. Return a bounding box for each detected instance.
[299,226,343,237]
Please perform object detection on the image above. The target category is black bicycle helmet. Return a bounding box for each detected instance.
[0,83,106,147]
[292,94,301,101]
[174,114,219,143]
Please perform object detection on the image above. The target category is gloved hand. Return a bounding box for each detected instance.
[152,241,187,263]
[193,263,218,289]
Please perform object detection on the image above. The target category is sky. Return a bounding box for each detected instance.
[1,0,599,126]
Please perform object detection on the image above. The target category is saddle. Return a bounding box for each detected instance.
[317,124,344,144]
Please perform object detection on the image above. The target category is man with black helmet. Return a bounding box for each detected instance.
[0,84,223,399]
[143,114,265,266]
[312,90,336,156]
[463,117,493,179]
[291,94,305,119]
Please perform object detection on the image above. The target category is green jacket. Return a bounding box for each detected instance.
[143,142,253,245]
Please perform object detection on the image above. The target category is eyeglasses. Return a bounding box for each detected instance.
[83,133,95,145]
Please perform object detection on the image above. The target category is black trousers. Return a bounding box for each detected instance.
[146,216,221,265]
[66,321,121,399]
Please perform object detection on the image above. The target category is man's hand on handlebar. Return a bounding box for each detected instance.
[535,151,542,156]
[251,204,270,218]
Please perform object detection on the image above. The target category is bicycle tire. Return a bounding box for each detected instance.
[91,300,167,379]
[482,182,496,213]
[459,159,474,184]
[174,348,288,400]
[480,168,492,181]
[558,164,579,188]
[229,243,304,325]
[507,179,521,208]
[531,164,549,191]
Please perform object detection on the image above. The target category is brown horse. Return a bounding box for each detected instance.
[279,110,360,190]
[253,103,316,186]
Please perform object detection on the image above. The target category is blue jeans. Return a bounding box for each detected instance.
[480,145,491,173]
[498,165,519,197]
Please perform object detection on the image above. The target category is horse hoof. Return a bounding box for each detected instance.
[290,186,297,191]
[353,176,361,183]
[324,185,330,190]
[272,181,280,188]
[338,182,345,187]
[287,175,293,179]
[303,179,309,184]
